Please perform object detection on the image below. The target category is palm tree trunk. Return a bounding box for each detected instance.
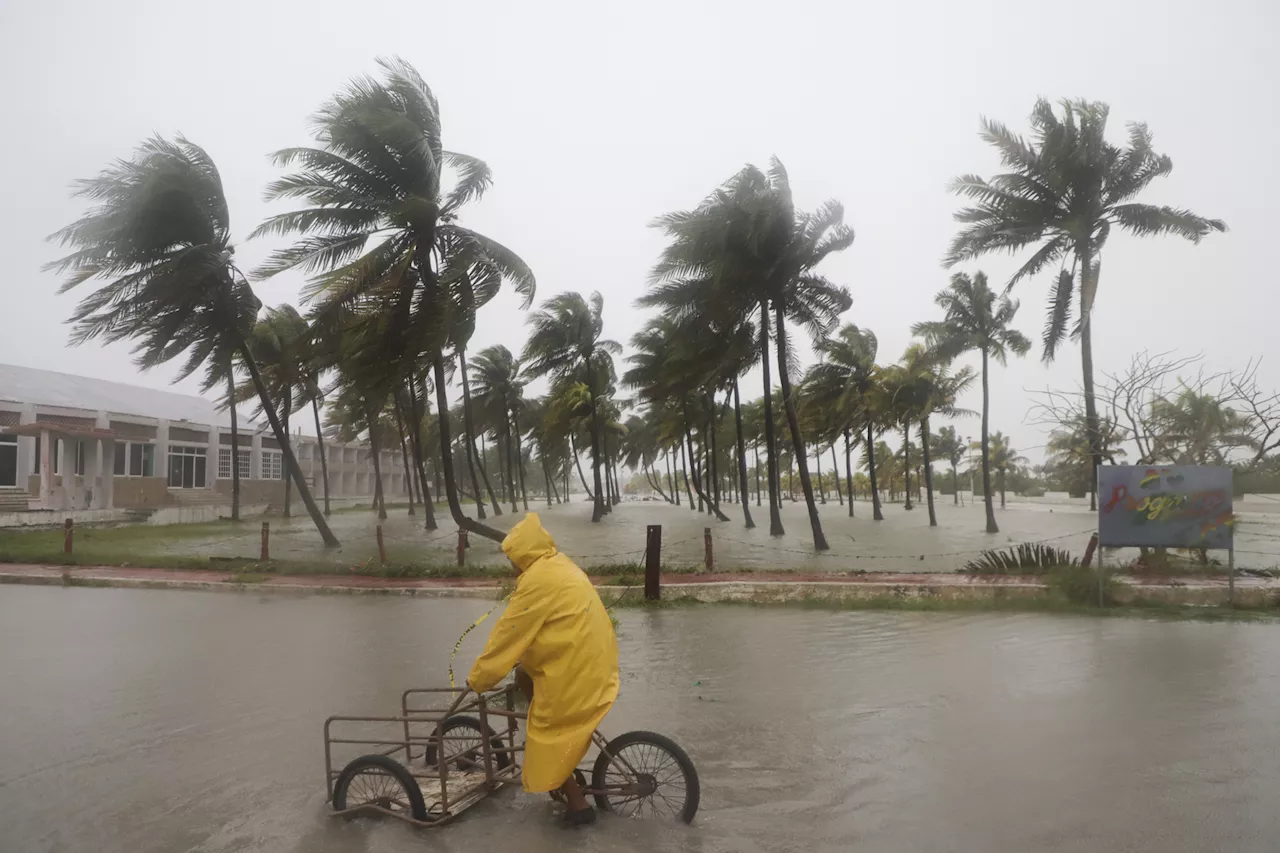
[476,433,501,514]
[815,450,826,504]
[584,361,606,523]
[680,437,696,509]
[758,301,785,536]
[457,351,494,519]
[1079,244,1101,513]
[571,434,594,500]
[731,380,756,529]
[667,450,679,506]
[902,424,913,511]
[953,461,959,505]
[754,442,761,507]
[774,306,828,550]
[868,422,884,521]
[282,386,292,517]
[1000,468,1007,509]
[831,444,843,506]
[844,429,854,518]
[238,342,339,546]
[684,421,729,522]
[431,355,505,542]
[393,402,415,516]
[921,417,937,527]
[408,378,438,530]
[505,426,518,514]
[709,403,721,507]
[311,397,331,516]
[364,399,388,521]
[226,367,240,522]
[541,454,556,506]
[981,348,999,534]
[513,412,529,511]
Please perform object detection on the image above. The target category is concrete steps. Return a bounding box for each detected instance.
[0,488,30,512]
[168,489,228,507]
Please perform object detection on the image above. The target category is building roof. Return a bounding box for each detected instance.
[0,363,258,429]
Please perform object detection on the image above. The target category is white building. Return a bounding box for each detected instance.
[0,363,408,514]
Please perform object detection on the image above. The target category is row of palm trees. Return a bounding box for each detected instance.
[48,58,1225,550]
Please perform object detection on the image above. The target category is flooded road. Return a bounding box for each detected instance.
[4,585,1280,852]
[153,496,1280,572]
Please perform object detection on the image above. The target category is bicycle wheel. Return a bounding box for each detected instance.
[591,731,700,823]
[332,754,427,821]
[423,715,510,771]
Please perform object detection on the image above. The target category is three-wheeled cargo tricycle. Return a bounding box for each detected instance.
[323,685,699,828]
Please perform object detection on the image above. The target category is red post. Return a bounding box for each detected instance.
[704,526,713,572]
[260,521,270,562]
[63,518,73,554]
[457,530,468,567]
[376,525,387,565]
[645,525,662,601]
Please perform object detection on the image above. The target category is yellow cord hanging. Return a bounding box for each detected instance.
[448,592,512,689]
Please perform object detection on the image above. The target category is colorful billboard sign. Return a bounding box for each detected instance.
[1097,466,1234,549]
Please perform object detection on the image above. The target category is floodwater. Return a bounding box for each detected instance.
[4,587,1280,852]
[156,494,1280,572]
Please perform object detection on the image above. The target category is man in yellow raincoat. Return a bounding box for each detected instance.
[468,513,619,826]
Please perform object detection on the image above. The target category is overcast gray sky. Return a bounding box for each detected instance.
[1,0,1275,462]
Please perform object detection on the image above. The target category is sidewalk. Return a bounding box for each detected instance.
[2,562,1275,606]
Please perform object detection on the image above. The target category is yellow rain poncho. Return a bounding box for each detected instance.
[467,513,619,793]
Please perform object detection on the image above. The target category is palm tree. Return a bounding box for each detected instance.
[622,315,731,521]
[646,160,854,549]
[523,292,620,523]
[1150,389,1255,465]
[805,324,879,519]
[251,57,532,544]
[471,345,530,512]
[236,305,316,517]
[882,344,976,526]
[1044,414,1126,499]
[914,271,1030,534]
[988,432,1029,508]
[871,440,897,505]
[933,425,966,505]
[947,99,1225,503]
[46,136,339,546]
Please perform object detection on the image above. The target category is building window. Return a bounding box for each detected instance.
[167,445,207,489]
[0,435,16,488]
[217,447,251,480]
[74,441,86,476]
[113,441,155,477]
[261,450,283,481]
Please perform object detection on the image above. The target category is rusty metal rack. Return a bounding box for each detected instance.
[323,685,524,826]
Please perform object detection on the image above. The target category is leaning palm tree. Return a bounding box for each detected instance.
[46,136,339,545]
[251,57,532,544]
[805,324,880,519]
[947,99,1225,501]
[523,292,620,523]
[882,343,976,526]
[235,305,315,517]
[646,160,853,549]
[914,271,1030,534]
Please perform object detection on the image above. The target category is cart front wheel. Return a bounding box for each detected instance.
[332,755,427,822]
[590,731,700,823]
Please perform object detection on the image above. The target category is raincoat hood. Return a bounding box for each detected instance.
[501,513,558,572]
